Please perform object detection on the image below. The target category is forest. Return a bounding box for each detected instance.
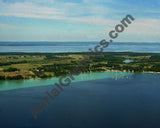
[0,52,160,80]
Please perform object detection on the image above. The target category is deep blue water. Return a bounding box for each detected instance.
[0,41,160,127]
[0,42,160,53]
[0,73,160,128]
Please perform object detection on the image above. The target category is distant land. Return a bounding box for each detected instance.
[0,42,160,53]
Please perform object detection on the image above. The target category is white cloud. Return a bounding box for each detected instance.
[125,19,160,35]
[115,18,160,42]
[0,2,64,16]
[0,0,124,25]
[0,0,160,42]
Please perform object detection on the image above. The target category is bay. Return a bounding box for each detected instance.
[0,73,160,128]
[0,42,160,53]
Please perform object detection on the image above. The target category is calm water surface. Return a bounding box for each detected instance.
[0,72,160,128]
[0,42,160,53]
[0,42,160,127]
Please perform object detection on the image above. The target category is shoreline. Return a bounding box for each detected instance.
[103,69,160,74]
[0,70,160,82]
[0,52,160,81]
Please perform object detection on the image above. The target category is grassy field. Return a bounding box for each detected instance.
[0,52,160,80]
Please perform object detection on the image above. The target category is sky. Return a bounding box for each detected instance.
[0,0,159,42]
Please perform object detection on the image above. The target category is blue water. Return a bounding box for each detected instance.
[1,41,160,128]
[0,42,160,53]
[0,73,160,128]
[123,59,134,63]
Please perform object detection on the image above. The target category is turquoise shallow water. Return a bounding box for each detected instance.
[0,71,133,91]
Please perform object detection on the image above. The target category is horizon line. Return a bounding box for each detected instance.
[0,41,159,43]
